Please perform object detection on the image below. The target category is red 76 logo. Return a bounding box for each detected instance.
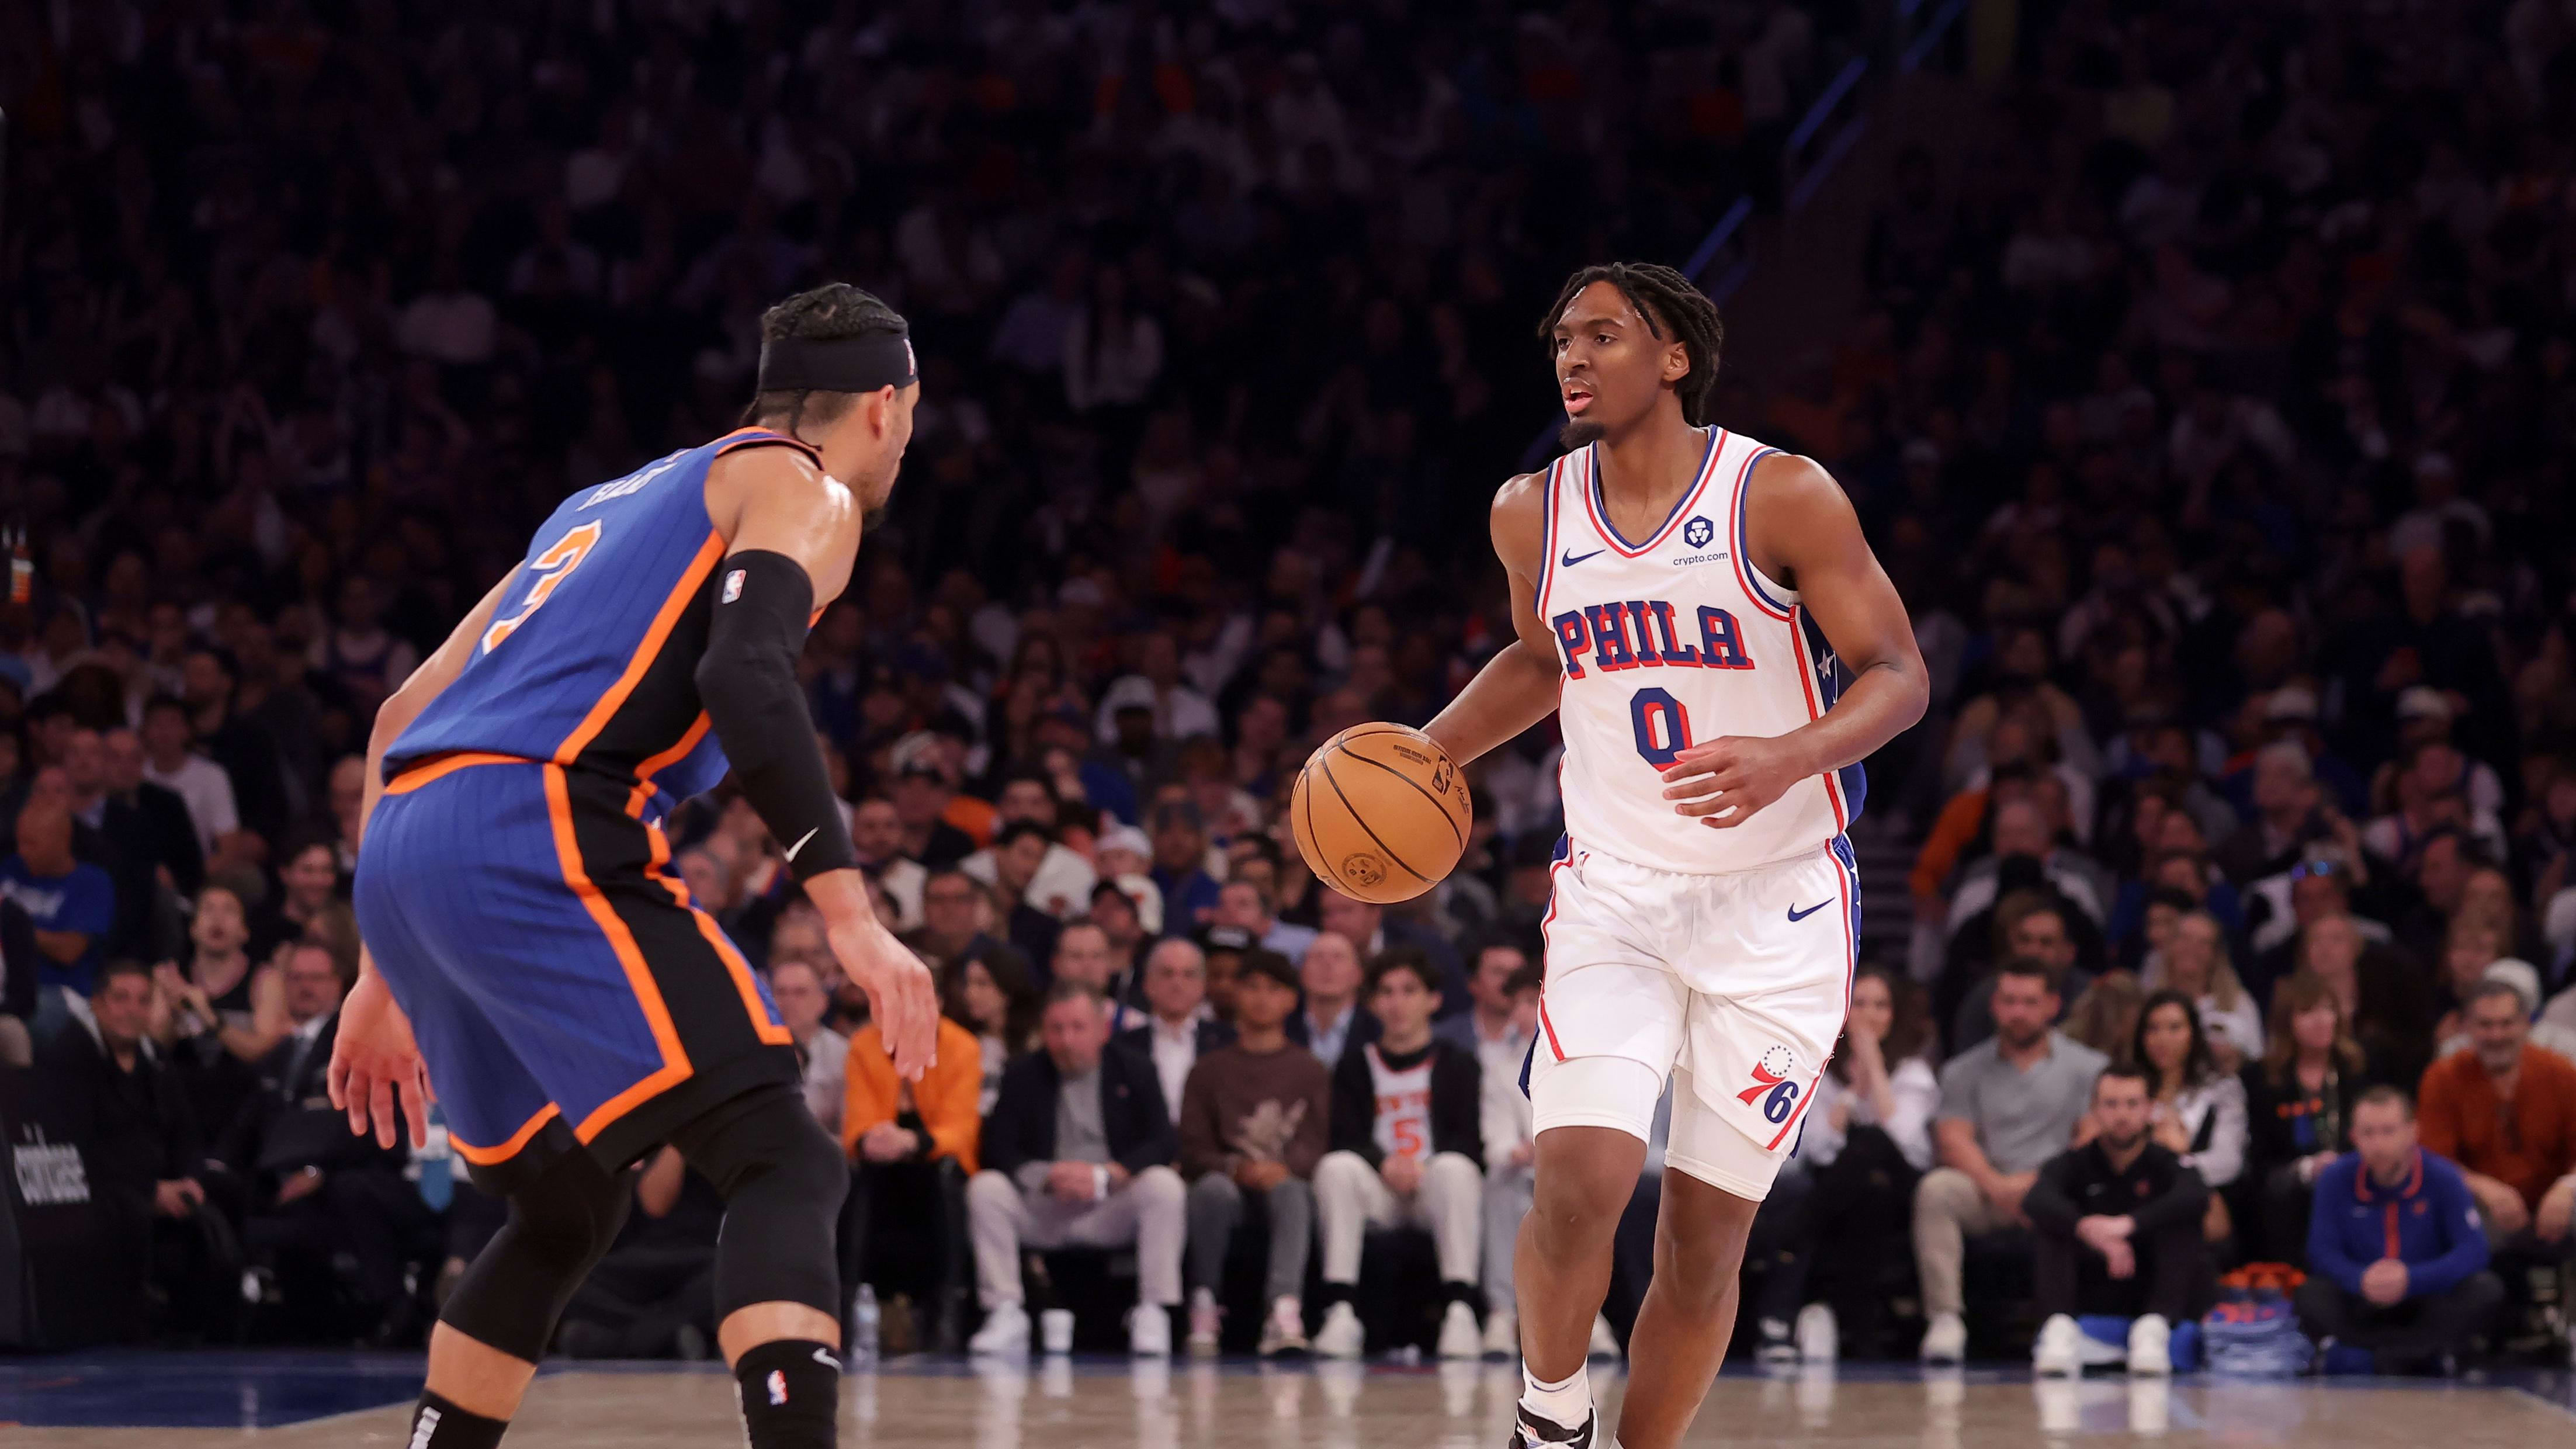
[1735,1046,1802,1125]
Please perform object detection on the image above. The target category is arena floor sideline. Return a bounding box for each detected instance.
[6,1353,2576,1447]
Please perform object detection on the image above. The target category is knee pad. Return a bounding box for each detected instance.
[669,1084,850,1322]
[441,1149,634,1361]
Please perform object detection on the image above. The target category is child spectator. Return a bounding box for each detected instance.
[1174,949,1330,1356]
[1311,948,1485,1360]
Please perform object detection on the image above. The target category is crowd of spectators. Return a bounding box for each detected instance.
[9,0,2576,1375]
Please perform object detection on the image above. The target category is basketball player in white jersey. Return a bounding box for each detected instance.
[1423,264,1926,1449]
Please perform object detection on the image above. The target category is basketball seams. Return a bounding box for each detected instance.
[1323,722,1415,747]
[1314,753,1430,885]
[1329,742,1465,848]
[1291,722,1470,902]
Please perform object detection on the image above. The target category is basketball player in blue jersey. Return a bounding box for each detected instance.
[1421,264,1929,1449]
[329,283,938,1449]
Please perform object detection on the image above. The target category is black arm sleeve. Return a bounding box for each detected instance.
[694,550,857,882]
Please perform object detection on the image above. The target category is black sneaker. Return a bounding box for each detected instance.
[1510,1405,1595,1449]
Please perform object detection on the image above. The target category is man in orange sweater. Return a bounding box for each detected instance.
[841,1014,983,1351]
[2416,981,2576,1256]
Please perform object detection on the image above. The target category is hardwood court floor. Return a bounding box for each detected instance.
[9,1357,2576,1448]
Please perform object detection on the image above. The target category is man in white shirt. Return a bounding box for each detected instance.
[959,776,1098,918]
[139,696,239,858]
[1117,938,1235,1115]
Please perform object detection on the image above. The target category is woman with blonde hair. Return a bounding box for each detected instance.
[2062,970,2145,1060]
[2242,971,2370,1264]
[2143,909,2262,1069]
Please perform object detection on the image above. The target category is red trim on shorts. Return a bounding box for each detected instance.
[1764,840,1860,1151]
[1538,997,1567,1063]
[1535,852,1572,1060]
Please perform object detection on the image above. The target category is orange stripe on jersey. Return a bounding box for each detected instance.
[711,426,821,462]
[699,909,794,1045]
[384,751,521,795]
[554,531,726,767]
[624,713,712,817]
[639,812,793,1047]
[543,763,692,1141]
[450,1103,561,1165]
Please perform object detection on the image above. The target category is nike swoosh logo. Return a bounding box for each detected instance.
[811,1347,840,1370]
[1787,900,1829,923]
[784,827,820,861]
[1560,548,1604,567]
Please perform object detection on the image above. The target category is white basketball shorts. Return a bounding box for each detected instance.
[1525,836,1858,1201]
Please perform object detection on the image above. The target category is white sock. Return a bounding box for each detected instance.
[1520,1361,1591,1429]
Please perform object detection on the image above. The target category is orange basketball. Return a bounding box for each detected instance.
[1288,723,1472,904]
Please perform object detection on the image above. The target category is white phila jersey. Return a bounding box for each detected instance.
[1534,427,1864,872]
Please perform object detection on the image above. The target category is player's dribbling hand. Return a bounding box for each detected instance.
[816,876,938,1081]
[327,955,435,1150]
[1659,734,1813,827]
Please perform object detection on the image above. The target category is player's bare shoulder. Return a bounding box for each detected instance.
[1743,449,1855,515]
[1741,450,1864,578]
[705,439,851,529]
[1489,468,1551,581]
[704,438,862,599]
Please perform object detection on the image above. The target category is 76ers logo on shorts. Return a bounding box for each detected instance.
[1735,1045,1801,1125]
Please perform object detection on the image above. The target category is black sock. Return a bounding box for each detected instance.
[407,1391,508,1449]
[1322,1281,1356,1307]
[1443,1281,1481,1309]
[734,1339,840,1449]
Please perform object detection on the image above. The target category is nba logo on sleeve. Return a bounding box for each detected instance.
[722,568,745,603]
[1735,1044,1801,1125]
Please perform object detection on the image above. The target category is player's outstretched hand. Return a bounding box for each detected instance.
[1658,734,1811,827]
[327,955,435,1150]
[818,891,938,1080]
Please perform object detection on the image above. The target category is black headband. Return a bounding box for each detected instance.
[756,331,917,394]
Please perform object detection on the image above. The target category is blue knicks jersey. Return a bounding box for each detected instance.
[388,428,819,813]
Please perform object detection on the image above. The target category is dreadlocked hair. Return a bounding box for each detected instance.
[1535,262,1726,426]
[741,282,909,432]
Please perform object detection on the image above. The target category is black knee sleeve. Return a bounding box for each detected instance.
[441,1149,633,1361]
[669,1084,850,1322]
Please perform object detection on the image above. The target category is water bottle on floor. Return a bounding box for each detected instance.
[850,1284,880,1368]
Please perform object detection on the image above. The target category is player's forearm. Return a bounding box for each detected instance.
[1423,642,1560,767]
[1778,657,1928,777]
[803,869,882,932]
